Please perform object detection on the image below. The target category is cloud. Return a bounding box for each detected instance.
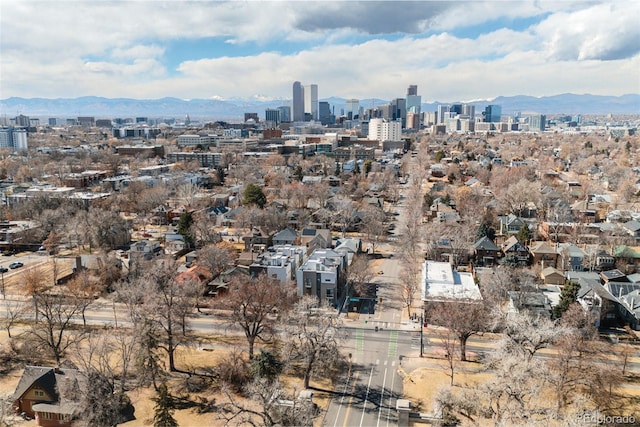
[0,0,637,100]
[535,1,640,61]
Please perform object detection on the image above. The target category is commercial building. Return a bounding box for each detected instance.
[304,84,318,121]
[292,81,305,122]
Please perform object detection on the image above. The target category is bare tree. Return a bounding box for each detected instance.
[425,300,489,361]
[346,254,373,296]
[280,297,344,389]
[66,270,99,329]
[221,274,294,358]
[219,377,316,427]
[500,311,561,362]
[1,299,25,338]
[399,258,421,318]
[361,205,386,255]
[29,293,85,363]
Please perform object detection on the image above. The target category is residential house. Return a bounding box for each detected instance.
[242,228,274,253]
[300,228,331,251]
[129,240,163,261]
[501,236,530,265]
[498,214,527,237]
[557,243,586,271]
[568,272,623,329]
[250,245,306,283]
[613,245,640,274]
[11,365,85,427]
[540,266,565,285]
[296,248,348,307]
[529,241,559,268]
[164,233,187,255]
[472,236,501,266]
[507,291,552,318]
[622,220,640,240]
[272,228,298,246]
[176,265,213,295]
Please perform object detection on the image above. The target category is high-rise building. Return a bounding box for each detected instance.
[391,98,407,128]
[319,102,332,125]
[450,104,463,115]
[304,84,318,121]
[528,114,546,132]
[0,127,28,150]
[278,106,291,123]
[345,99,360,119]
[461,104,475,120]
[406,84,421,119]
[482,105,502,123]
[368,118,402,141]
[265,108,280,124]
[292,81,305,122]
[437,105,451,124]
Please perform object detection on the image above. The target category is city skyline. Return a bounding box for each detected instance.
[1,1,638,102]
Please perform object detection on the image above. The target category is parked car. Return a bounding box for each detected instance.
[0,267,8,273]
[9,262,23,269]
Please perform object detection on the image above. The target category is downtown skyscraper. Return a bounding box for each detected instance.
[292,81,305,122]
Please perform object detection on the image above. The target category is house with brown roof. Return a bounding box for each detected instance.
[11,366,84,427]
[529,241,559,268]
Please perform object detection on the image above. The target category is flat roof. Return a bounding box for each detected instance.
[421,261,482,301]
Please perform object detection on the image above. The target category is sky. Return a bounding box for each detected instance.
[1,0,639,102]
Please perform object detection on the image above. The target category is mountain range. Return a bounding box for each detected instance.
[1,94,638,120]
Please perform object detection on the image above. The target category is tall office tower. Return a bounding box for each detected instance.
[406,112,420,130]
[529,114,546,132]
[450,104,463,115]
[319,101,332,125]
[482,105,502,123]
[437,105,451,124]
[461,104,475,120]
[265,108,280,124]
[391,98,407,128]
[406,84,421,119]
[48,118,57,126]
[368,118,402,141]
[345,99,360,119]
[277,106,291,123]
[292,81,305,122]
[304,84,318,121]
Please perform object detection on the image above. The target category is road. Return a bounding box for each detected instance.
[324,154,418,427]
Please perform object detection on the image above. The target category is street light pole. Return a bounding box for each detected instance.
[420,312,424,357]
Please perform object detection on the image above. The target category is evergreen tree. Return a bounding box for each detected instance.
[152,382,178,427]
[476,223,496,241]
[552,281,580,319]
[293,165,304,182]
[364,160,372,175]
[250,349,283,383]
[176,211,195,248]
[216,166,225,185]
[515,224,531,244]
[334,162,341,176]
[243,183,267,208]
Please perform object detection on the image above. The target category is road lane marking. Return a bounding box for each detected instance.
[332,369,353,427]
[359,366,375,427]
[386,365,397,427]
[356,328,364,353]
[376,359,379,365]
[377,367,388,427]
[388,330,398,358]
[342,370,360,427]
